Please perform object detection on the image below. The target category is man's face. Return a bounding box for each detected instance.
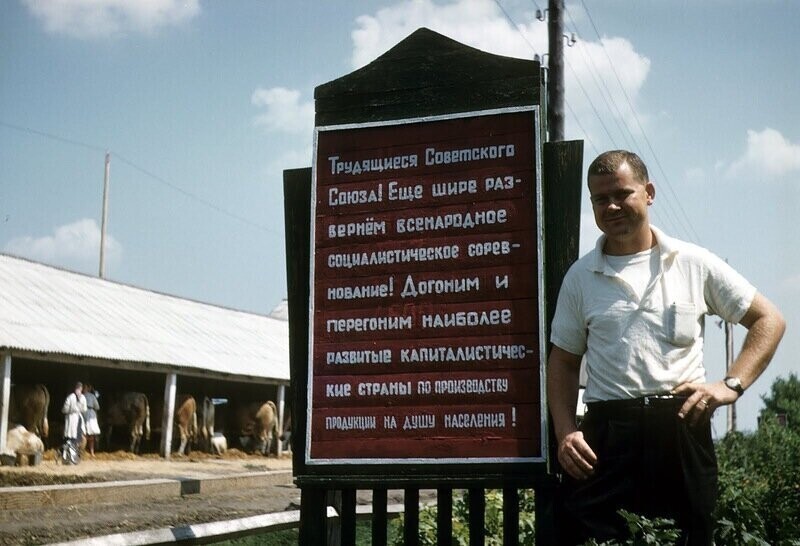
[588,162,654,242]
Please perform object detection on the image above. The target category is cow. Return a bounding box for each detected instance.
[233,401,279,455]
[210,432,227,455]
[199,397,216,454]
[173,395,197,455]
[4,425,44,457]
[8,384,50,445]
[105,392,150,454]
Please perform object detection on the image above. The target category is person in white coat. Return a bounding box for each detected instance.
[62,382,87,448]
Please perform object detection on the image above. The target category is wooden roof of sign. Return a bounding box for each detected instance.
[315,27,541,126]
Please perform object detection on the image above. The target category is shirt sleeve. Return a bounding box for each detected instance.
[703,250,757,324]
[550,267,587,356]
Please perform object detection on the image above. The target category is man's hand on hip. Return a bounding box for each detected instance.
[673,381,739,426]
[558,430,598,480]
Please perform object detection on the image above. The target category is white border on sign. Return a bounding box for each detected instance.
[306,105,546,466]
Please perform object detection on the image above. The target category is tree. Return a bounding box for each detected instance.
[759,373,800,431]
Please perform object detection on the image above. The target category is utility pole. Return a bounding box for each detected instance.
[547,0,565,141]
[726,321,736,432]
[99,151,110,279]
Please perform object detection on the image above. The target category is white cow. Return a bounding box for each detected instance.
[3,425,45,457]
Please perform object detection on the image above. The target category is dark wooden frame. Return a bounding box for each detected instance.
[282,28,584,545]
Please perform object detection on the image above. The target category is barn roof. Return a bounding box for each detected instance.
[0,253,289,383]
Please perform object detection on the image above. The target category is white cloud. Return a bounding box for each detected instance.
[781,273,800,291]
[351,0,545,69]
[566,36,651,141]
[726,128,800,180]
[4,218,121,275]
[21,0,200,39]
[266,145,314,174]
[251,87,314,135]
[351,0,650,148]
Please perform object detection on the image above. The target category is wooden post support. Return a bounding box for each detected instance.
[160,373,177,459]
[276,384,285,456]
[299,486,327,545]
[436,487,453,545]
[539,139,585,546]
[0,354,11,453]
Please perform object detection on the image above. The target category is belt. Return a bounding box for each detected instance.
[586,394,688,414]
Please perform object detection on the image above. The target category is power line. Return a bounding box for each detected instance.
[493,0,541,58]
[559,37,619,147]
[492,0,600,155]
[560,4,699,238]
[576,0,702,244]
[0,120,106,154]
[114,153,277,235]
[0,120,276,235]
[563,7,634,150]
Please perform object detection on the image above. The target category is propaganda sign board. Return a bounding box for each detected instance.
[307,106,546,466]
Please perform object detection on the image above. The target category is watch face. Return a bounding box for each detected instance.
[725,377,743,393]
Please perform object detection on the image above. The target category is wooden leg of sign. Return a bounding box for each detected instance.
[534,479,558,546]
[503,487,519,546]
[403,488,420,546]
[340,489,357,546]
[299,487,326,545]
[436,487,453,545]
[371,488,388,546]
[327,490,343,546]
[468,488,485,546]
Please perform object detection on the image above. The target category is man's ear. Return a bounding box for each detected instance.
[646,181,655,205]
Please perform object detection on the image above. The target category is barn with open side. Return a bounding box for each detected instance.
[0,253,290,458]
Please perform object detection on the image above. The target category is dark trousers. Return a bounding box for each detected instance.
[557,398,718,546]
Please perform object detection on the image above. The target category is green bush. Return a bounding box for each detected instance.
[715,421,800,545]
[582,510,681,545]
[389,489,536,545]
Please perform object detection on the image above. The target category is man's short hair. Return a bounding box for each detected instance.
[588,150,649,184]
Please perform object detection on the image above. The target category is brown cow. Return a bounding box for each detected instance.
[105,392,150,453]
[9,384,50,444]
[174,395,197,455]
[233,401,279,455]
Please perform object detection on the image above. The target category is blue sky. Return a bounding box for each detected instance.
[2,0,798,432]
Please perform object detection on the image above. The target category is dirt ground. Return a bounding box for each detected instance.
[0,449,299,545]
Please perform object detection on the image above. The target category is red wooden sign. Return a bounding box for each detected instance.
[308,107,544,464]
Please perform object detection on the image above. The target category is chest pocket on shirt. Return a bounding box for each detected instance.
[668,302,698,347]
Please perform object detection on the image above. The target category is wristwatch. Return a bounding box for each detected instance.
[723,376,745,396]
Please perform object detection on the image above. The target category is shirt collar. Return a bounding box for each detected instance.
[588,225,680,275]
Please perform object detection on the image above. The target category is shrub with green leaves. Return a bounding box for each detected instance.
[715,420,800,545]
[389,489,536,545]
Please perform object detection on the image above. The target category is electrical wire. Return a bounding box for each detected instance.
[563,8,634,150]
[492,0,600,155]
[576,0,702,244]
[0,120,276,235]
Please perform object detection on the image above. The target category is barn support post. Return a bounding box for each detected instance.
[276,384,285,456]
[0,353,11,452]
[160,372,177,459]
[539,140,585,545]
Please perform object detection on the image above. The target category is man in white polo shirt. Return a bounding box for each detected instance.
[548,150,785,545]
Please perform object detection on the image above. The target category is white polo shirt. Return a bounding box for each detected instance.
[551,226,756,402]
